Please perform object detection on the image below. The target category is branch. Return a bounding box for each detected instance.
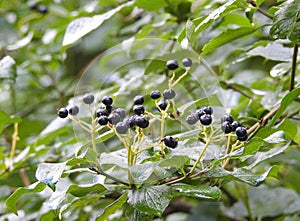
[290,44,298,91]
[221,81,253,99]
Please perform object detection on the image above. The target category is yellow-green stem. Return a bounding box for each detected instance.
[9,123,19,169]
[172,69,188,87]
[189,138,210,174]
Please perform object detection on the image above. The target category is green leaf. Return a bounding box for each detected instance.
[128,185,171,216]
[62,1,134,46]
[177,94,222,114]
[35,162,66,185]
[67,183,107,197]
[270,88,300,126]
[270,0,300,44]
[135,0,167,11]
[0,55,17,81]
[201,27,256,55]
[172,183,221,200]
[276,118,298,140]
[243,137,265,156]
[158,155,190,169]
[6,182,46,214]
[203,166,278,186]
[96,193,128,221]
[0,110,21,134]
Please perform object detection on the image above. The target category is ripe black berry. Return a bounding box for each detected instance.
[236,126,248,141]
[133,105,145,115]
[164,136,178,149]
[157,99,168,111]
[106,105,113,114]
[134,116,149,128]
[196,108,205,118]
[98,116,108,125]
[83,94,94,104]
[182,58,192,68]
[231,121,241,132]
[150,90,161,99]
[69,106,79,115]
[221,114,234,124]
[166,60,179,70]
[115,108,126,119]
[126,116,137,128]
[203,106,213,115]
[200,114,212,125]
[108,113,121,125]
[133,95,144,105]
[221,121,232,134]
[186,114,198,125]
[30,3,38,10]
[163,89,176,99]
[37,5,48,14]
[96,108,109,117]
[115,122,129,134]
[58,108,68,118]
[102,96,113,106]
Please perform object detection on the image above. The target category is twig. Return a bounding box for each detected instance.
[290,44,298,91]
[221,81,253,99]
[9,123,19,169]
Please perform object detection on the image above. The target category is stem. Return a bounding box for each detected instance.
[256,7,273,19]
[189,138,210,174]
[88,105,98,154]
[168,72,176,89]
[172,69,188,87]
[222,134,231,168]
[221,81,253,99]
[9,123,19,169]
[290,44,298,91]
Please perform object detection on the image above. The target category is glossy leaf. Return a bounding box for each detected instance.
[6,182,46,214]
[96,193,128,221]
[135,0,167,11]
[171,183,221,200]
[0,56,16,81]
[67,183,107,197]
[0,110,21,134]
[36,162,66,185]
[128,185,171,216]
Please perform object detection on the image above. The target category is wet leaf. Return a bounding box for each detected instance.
[36,162,66,185]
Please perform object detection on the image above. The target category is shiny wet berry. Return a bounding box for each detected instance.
[133,95,144,105]
[203,106,213,115]
[96,108,109,117]
[150,90,161,99]
[221,114,234,124]
[134,116,149,128]
[108,113,121,125]
[182,58,192,68]
[58,108,68,118]
[115,122,129,134]
[157,99,168,111]
[186,114,198,125]
[37,5,48,14]
[164,136,178,148]
[102,96,113,106]
[200,114,212,125]
[115,108,126,119]
[133,105,145,115]
[196,108,205,118]
[105,105,113,114]
[163,89,176,99]
[69,106,79,115]
[236,126,248,141]
[83,94,94,104]
[166,60,179,70]
[98,116,108,125]
[221,121,232,134]
[231,121,241,132]
[126,116,137,128]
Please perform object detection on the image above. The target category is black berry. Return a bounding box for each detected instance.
[200,114,212,125]
[164,136,178,149]
[115,122,129,134]
[196,108,205,118]
[133,105,145,115]
[133,95,144,105]
[221,114,234,124]
[106,105,113,114]
[134,116,149,128]
[126,116,137,128]
[98,116,108,125]
[150,90,161,99]
[115,108,126,119]
[108,113,121,125]
[166,60,179,70]
[186,114,198,125]
[58,108,68,118]
[221,121,232,134]
[102,96,113,106]
[157,99,168,111]
[83,94,94,104]
[182,58,192,68]
[163,89,176,99]
[37,5,48,14]
[236,126,248,141]
[30,3,38,10]
[231,121,241,132]
[203,106,213,115]
[96,108,109,117]
[69,106,79,115]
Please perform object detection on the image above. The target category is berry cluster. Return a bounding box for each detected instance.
[30,3,48,14]
[221,114,248,141]
[186,106,213,126]
[166,58,193,70]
